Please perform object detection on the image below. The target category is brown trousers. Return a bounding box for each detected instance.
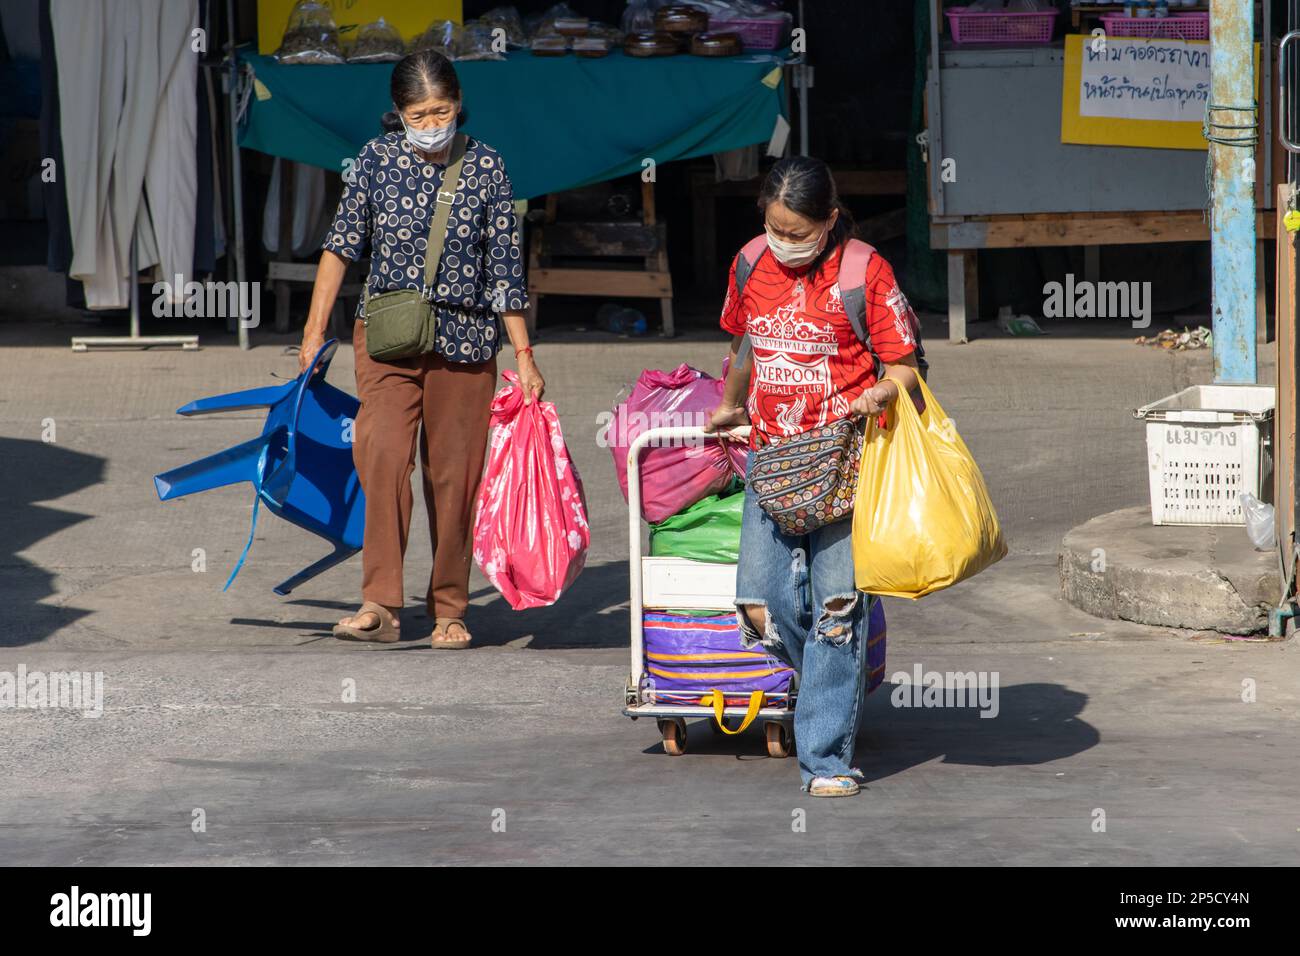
[352,319,497,618]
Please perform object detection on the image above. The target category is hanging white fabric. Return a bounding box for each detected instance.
[261,159,328,258]
[51,0,198,310]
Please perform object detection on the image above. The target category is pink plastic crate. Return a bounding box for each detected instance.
[708,14,791,50]
[1099,14,1209,40]
[945,7,1057,45]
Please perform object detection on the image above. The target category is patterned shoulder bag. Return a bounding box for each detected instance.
[747,414,867,537]
[362,134,467,361]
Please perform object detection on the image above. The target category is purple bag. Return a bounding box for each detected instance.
[866,596,887,694]
[643,612,792,706]
[643,599,887,703]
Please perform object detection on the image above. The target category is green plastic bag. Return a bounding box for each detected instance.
[649,481,744,564]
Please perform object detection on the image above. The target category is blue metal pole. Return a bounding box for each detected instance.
[1208,0,1258,384]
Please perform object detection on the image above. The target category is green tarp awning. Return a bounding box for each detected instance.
[238,48,788,199]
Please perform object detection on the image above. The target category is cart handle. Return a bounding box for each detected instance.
[627,425,750,692]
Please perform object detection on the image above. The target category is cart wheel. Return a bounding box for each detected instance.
[659,718,688,756]
[765,721,792,758]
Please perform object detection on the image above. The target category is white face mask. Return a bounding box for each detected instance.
[401,114,457,154]
[766,224,828,268]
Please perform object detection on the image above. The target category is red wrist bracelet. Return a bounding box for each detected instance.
[517,346,533,358]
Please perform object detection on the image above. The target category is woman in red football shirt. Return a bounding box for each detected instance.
[708,156,922,797]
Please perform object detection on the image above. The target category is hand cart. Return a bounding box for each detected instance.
[621,425,796,757]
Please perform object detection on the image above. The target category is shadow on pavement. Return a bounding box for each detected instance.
[1,437,105,648]
[261,559,632,649]
[856,680,1097,778]
[636,681,1097,777]
[468,560,631,650]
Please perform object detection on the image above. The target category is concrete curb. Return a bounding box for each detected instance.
[1059,506,1280,634]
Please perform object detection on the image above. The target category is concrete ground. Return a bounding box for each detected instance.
[0,301,1297,866]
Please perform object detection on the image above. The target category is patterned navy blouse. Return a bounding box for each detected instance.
[323,132,528,364]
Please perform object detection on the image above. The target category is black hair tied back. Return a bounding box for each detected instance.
[757,156,856,279]
[380,49,463,133]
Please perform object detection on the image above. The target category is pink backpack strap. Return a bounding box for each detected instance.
[838,238,876,336]
[732,235,770,366]
[734,234,770,296]
[837,239,882,378]
[839,238,929,382]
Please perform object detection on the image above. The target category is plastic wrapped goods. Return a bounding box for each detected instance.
[344,18,405,64]
[607,363,748,523]
[481,5,528,48]
[408,19,461,58]
[274,0,346,64]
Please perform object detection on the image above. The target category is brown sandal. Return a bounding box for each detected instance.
[332,602,401,643]
[430,617,472,650]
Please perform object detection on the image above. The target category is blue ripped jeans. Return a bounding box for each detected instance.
[733,479,873,789]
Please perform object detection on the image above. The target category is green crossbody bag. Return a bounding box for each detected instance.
[362,133,467,361]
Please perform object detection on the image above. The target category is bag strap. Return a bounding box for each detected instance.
[707,690,765,735]
[838,238,875,343]
[838,238,885,381]
[733,234,770,299]
[842,237,929,381]
[733,235,769,366]
[364,134,468,312]
[422,132,468,295]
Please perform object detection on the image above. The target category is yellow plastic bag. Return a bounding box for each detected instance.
[852,377,1006,598]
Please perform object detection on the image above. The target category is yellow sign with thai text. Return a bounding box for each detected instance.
[1062,34,1259,150]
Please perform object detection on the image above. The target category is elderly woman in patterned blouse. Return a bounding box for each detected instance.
[300,50,542,649]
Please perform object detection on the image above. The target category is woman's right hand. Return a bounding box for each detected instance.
[299,251,349,375]
[298,329,326,376]
[704,402,749,434]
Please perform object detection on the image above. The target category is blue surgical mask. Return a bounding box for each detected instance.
[402,115,457,154]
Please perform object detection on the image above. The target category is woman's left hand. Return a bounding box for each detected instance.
[517,353,545,404]
[849,380,897,417]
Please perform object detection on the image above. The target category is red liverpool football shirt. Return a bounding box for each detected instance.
[719,243,917,444]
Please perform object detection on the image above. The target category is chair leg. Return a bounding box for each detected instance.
[153,434,271,500]
[176,380,296,416]
[272,546,361,596]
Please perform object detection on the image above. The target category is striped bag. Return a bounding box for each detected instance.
[865,595,887,694]
[643,612,794,708]
[643,603,888,733]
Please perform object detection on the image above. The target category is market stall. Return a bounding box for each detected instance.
[230,1,792,340]
[238,47,788,199]
[925,1,1277,341]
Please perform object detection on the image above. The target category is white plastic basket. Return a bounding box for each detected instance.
[1134,385,1275,526]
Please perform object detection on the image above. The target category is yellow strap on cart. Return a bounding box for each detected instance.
[701,689,764,735]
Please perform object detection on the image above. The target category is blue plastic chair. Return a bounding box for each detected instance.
[154,339,365,595]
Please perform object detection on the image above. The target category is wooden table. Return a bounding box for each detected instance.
[930,209,1276,342]
[526,180,674,337]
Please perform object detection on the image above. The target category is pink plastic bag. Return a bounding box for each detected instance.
[473,371,589,610]
[606,363,748,523]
